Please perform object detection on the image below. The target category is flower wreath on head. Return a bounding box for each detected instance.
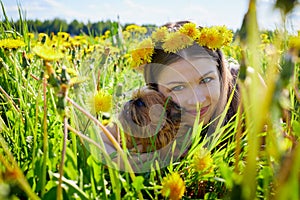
[130,22,234,69]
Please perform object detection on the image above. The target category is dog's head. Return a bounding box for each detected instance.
[119,87,181,152]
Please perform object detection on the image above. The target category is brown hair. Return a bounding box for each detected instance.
[143,21,240,126]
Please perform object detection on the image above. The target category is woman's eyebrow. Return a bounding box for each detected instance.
[166,70,215,85]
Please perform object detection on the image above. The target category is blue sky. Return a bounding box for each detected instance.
[1,0,299,31]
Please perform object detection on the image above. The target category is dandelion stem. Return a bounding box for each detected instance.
[66,96,144,200]
[234,102,243,173]
[66,97,122,156]
[0,86,21,113]
[67,124,118,171]
[41,76,48,197]
[67,125,109,156]
[57,116,68,200]
[0,136,40,200]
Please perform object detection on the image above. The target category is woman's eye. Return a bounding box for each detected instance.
[171,85,185,91]
[200,77,213,84]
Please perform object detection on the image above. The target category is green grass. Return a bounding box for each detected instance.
[0,0,299,199]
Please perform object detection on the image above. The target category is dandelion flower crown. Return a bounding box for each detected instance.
[130,22,233,69]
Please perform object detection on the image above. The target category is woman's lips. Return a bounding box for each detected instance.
[186,105,209,117]
[200,105,209,116]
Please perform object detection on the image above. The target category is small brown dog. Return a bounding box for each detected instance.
[118,86,182,153]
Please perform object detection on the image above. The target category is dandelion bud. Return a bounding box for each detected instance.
[60,66,70,84]
[115,84,123,97]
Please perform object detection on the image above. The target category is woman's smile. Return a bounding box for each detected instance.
[186,105,209,117]
[157,57,221,126]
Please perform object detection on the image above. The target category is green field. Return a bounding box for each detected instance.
[0,1,299,199]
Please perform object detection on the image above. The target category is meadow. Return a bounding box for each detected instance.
[0,0,299,199]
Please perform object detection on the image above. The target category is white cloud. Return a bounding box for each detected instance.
[123,0,144,10]
[43,0,62,8]
[1,0,298,31]
[4,4,19,12]
[258,0,276,3]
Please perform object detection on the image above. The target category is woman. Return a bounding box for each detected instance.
[138,21,240,137]
[102,21,240,171]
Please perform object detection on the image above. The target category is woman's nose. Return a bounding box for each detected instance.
[187,86,206,105]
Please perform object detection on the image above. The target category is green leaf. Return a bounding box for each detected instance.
[43,186,69,200]
[64,147,78,180]
[50,171,89,200]
[292,120,300,137]
[132,176,144,192]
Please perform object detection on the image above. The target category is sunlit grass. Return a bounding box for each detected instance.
[0,0,299,199]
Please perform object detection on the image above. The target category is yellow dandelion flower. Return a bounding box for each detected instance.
[179,22,200,39]
[127,23,233,67]
[56,67,78,77]
[84,46,95,54]
[162,32,193,53]
[125,24,140,32]
[130,38,154,68]
[69,77,88,87]
[125,24,136,32]
[288,35,300,50]
[125,24,147,34]
[138,26,148,34]
[0,38,26,50]
[99,35,107,41]
[197,26,233,50]
[104,30,111,38]
[26,53,35,62]
[122,53,131,59]
[27,33,35,39]
[122,31,131,39]
[73,35,86,41]
[70,39,82,48]
[161,172,185,200]
[192,148,214,173]
[87,90,112,114]
[38,33,49,44]
[217,26,233,45]
[33,45,64,61]
[151,26,169,42]
[101,119,111,126]
[198,27,223,50]
[51,35,58,42]
[79,38,88,46]
[61,41,71,49]
[260,33,270,44]
[57,32,70,41]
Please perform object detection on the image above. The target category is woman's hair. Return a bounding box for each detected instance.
[143,21,240,126]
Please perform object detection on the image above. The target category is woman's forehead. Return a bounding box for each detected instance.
[163,58,218,74]
[157,58,219,83]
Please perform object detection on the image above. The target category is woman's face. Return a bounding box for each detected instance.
[157,57,221,126]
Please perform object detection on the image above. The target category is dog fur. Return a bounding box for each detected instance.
[118,87,182,153]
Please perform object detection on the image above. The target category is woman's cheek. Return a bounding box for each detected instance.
[170,93,184,106]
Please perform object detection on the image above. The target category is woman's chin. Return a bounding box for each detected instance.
[181,113,196,127]
[181,115,209,128]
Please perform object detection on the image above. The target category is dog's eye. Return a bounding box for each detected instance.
[134,98,146,107]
